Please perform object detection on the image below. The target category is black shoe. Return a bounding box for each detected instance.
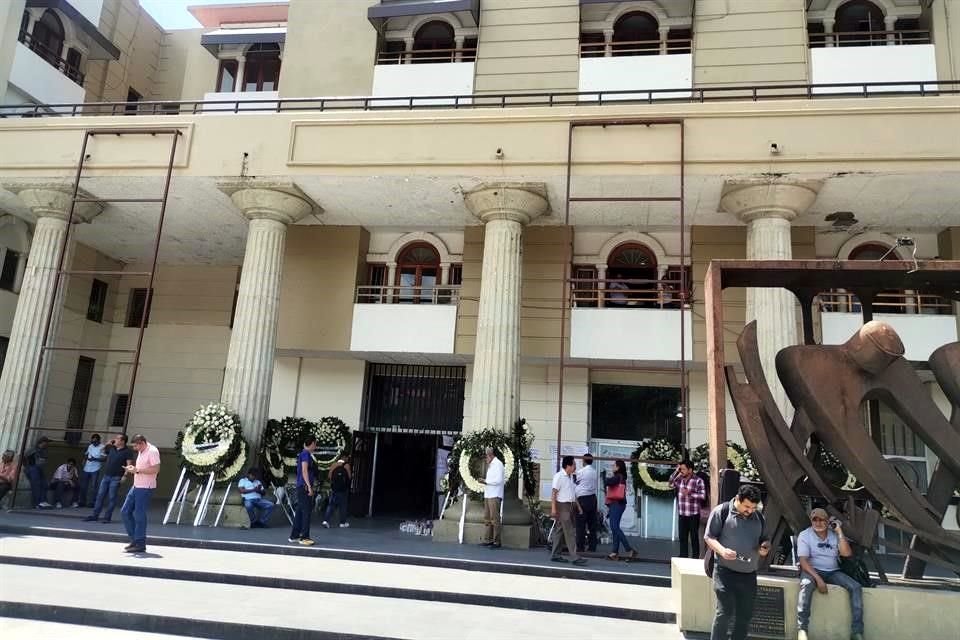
[550,556,569,563]
[572,558,588,566]
[249,522,261,528]
[126,545,146,553]
[100,519,112,524]
[488,543,502,549]
[82,515,98,522]
[123,543,137,552]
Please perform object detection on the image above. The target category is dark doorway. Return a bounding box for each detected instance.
[371,433,437,518]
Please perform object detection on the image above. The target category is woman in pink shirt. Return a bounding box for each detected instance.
[120,434,161,553]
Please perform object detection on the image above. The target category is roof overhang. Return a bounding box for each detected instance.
[200,27,286,55]
[26,0,120,60]
[367,0,480,30]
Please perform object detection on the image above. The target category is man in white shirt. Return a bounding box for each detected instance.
[551,455,586,565]
[478,446,505,548]
[574,453,599,553]
[78,433,105,508]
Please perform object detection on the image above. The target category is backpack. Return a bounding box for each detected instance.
[703,501,766,578]
[330,465,350,492]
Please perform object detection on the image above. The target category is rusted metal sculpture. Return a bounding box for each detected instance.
[726,320,960,579]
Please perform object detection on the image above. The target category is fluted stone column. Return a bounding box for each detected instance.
[218,179,318,445]
[464,182,549,431]
[0,183,101,453]
[720,179,821,422]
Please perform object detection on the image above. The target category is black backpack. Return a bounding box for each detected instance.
[703,501,766,578]
[330,465,350,492]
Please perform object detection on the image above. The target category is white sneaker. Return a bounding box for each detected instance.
[288,537,299,543]
[55,502,62,509]
[38,501,52,508]
[339,523,350,528]
[71,502,79,508]
[321,521,330,528]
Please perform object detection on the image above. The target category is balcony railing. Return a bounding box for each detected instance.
[808,29,931,48]
[376,47,477,65]
[1,80,958,118]
[817,291,954,315]
[17,30,84,86]
[580,37,692,58]
[571,278,690,309]
[356,284,461,305]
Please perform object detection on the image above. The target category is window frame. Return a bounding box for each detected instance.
[216,59,238,92]
[0,248,21,292]
[86,278,108,323]
[125,287,153,328]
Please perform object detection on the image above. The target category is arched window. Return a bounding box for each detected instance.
[397,243,441,303]
[31,10,65,64]
[612,11,659,56]
[242,43,281,92]
[835,0,885,46]
[412,20,456,63]
[606,243,658,307]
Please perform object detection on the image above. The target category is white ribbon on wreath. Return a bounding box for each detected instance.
[458,446,514,494]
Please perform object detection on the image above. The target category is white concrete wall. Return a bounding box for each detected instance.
[269,356,365,428]
[821,312,958,362]
[570,308,693,362]
[350,304,457,354]
[372,62,475,106]
[811,45,938,92]
[9,42,85,107]
[69,0,105,26]
[202,91,280,112]
[578,54,693,100]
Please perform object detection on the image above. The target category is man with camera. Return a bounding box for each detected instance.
[796,508,864,640]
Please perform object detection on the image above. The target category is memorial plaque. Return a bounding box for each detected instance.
[749,584,786,639]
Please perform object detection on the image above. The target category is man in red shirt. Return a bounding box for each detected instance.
[670,459,706,558]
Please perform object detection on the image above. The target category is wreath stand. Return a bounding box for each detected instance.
[162,466,233,527]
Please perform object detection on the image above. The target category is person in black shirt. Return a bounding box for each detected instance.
[322,457,351,528]
[83,434,135,523]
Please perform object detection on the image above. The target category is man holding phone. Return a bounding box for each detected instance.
[120,434,161,553]
[796,508,863,640]
[704,484,770,640]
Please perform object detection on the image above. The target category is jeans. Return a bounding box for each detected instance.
[678,513,701,558]
[121,487,154,546]
[608,501,633,554]
[324,490,349,526]
[711,566,758,640]
[26,465,46,506]
[289,485,313,540]
[244,498,275,525]
[78,469,101,507]
[92,476,122,520]
[49,480,77,505]
[575,494,598,552]
[797,570,864,634]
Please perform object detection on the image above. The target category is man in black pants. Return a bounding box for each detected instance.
[704,484,770,640]
[288,436,318,546]
[574,453,598,553]
[669,459,705,558]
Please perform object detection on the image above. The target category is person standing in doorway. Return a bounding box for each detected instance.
[121,434,161,553]
[323,456,352,529]
[551,455,586,565]
[84,434,134,524]
[704,484,770,640]
[289,436,317,546]
[78,433,105,508]
[670,459,706,558]
[478,447,505,548]
[574,452,598,553]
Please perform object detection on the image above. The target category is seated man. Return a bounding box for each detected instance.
[49,458,79,508]
[796,508,864,640]
[238,468,274,528]
[0,450,18,506]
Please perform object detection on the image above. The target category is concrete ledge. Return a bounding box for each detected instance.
[672,558,960,640]
[432,518,534,549]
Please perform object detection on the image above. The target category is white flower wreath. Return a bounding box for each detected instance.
[181,403,239,468]
[458,446,515,494]
[216,439,248,483]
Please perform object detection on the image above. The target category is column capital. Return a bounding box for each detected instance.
[217,178,321,225]
[463,182,550,225]
[719,178,822,223]
[3,182,102,224]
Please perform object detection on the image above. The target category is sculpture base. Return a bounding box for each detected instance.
[433,496,534,549]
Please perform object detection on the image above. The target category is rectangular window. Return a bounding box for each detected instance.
[590,384,682,443]
[572,265,598,307]
[448,264,463,286]
[580,32,605,58]
[125,288,153,328]
[0,336,8,376]
[360,264,387,303]
[217,60,238,92]
[111,393,130,428]
[363,363,465,433]
[86,279,108,323]
[0,249,19,291]
[66,356,96,444]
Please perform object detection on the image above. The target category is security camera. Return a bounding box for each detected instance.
[769,142,782,155]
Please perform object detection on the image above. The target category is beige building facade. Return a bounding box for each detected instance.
[0,0,958,531]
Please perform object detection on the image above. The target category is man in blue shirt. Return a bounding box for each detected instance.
[238,468,274,528]
[288,436,317,546]
[84,434,135,523]
[796,508,863,640]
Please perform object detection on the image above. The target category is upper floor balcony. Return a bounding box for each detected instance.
[350,284,461,355]
[818,291,958,362]
[569,277,693,363]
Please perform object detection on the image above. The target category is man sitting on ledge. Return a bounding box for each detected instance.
[797,507,864,640]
